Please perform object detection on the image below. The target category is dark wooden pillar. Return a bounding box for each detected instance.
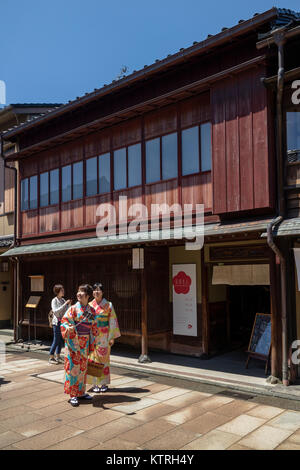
[269,251,282,379]
[201,248,209,358]
[139,263,151,363]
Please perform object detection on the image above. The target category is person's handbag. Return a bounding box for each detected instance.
[48,310,54,328]
[87,360,104,377]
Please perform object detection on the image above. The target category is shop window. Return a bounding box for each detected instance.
[181,122,212,175]
[287,112,300,162]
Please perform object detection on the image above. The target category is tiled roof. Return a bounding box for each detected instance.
[2,7,300,139]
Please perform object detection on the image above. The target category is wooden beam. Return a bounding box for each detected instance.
[201,249,209,357]
[138,251,151,363]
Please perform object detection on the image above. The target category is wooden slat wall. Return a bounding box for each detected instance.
[144,105,177,139]
[19,96,213,239]
[39,206,60,233]
[112,118,142,148]
[4,167,15,213]
[86,194,111,227]
[212,66,273,214]
[61,200,84,230]
[182,173,212,210]
[22,209,38,235]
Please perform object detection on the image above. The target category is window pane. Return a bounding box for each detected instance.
[182,126,199,176]
[50,169,59,205]
[86,157,97,197]
[146,138,160,183]
[29,175,38,209]
[162,132,178,180]
[128,143,141,187]
[201,122,212,172]
[287,112,300,150]
[62,165,71,202]
[99,153,110,193]
[114,148,127,190]
[73,161,83,199]
[40,172,49,207]
[21,178,29,211]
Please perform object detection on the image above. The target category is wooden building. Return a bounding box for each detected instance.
[2,8,300,382]
[0,104,61,328]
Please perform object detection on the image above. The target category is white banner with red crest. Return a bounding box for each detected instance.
[172,264,197,336]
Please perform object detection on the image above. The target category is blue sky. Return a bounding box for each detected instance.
[1,0,300,105]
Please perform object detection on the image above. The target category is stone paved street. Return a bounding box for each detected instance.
[1,351,300,450]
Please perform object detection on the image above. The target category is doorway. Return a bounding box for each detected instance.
[227,285,270,349]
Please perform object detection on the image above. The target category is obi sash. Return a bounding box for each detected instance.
[76,321,92,336]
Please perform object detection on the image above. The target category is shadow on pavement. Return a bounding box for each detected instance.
[92,394,140,410]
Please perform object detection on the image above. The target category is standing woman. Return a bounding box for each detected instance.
[87,283,121,393]
[61,284,97,407]
[49,284,71,364]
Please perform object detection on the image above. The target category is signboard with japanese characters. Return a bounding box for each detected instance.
[172,264,197,336]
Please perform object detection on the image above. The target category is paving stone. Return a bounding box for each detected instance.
[246,405,284,420]
[112,397,160,414]
[267,411,300,431]
[149,387,191,402]
[216,400,258,418]
[217,414,265,437]
[132,403,177,422]
[238,425,293,450]
[70,409,122,430]
[182,430,241,450]
[192,395,235,412]
[83,417,141,443]
[13,425,84,450]
[121,418,177,444]
[227,443,254,450]
[165,391,211,408]
[46,434,99,450]
[180,411,233,434]
[0,431,26,449]
[1,412,44,431]
[143,427,196,450]
[162,404,208,425]
[17,417,63,437]
[92,438,142,450]
[276,441,300,450]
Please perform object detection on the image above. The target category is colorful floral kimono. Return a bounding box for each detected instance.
[61,302,97,397]
[86,298,121,387]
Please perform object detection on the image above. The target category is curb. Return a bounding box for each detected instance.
[5,343,300,403]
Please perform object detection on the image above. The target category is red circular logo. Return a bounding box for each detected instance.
[172,271,192,294]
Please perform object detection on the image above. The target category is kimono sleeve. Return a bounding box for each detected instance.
[60,307,80,353]
[108,303,121,342]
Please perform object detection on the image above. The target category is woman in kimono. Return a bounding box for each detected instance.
[61,284,97,407]
[87,283,121,393]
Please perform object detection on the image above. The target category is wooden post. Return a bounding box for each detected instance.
[201,248,209,358]
[138,261,151,363]
[269,251,281,379]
